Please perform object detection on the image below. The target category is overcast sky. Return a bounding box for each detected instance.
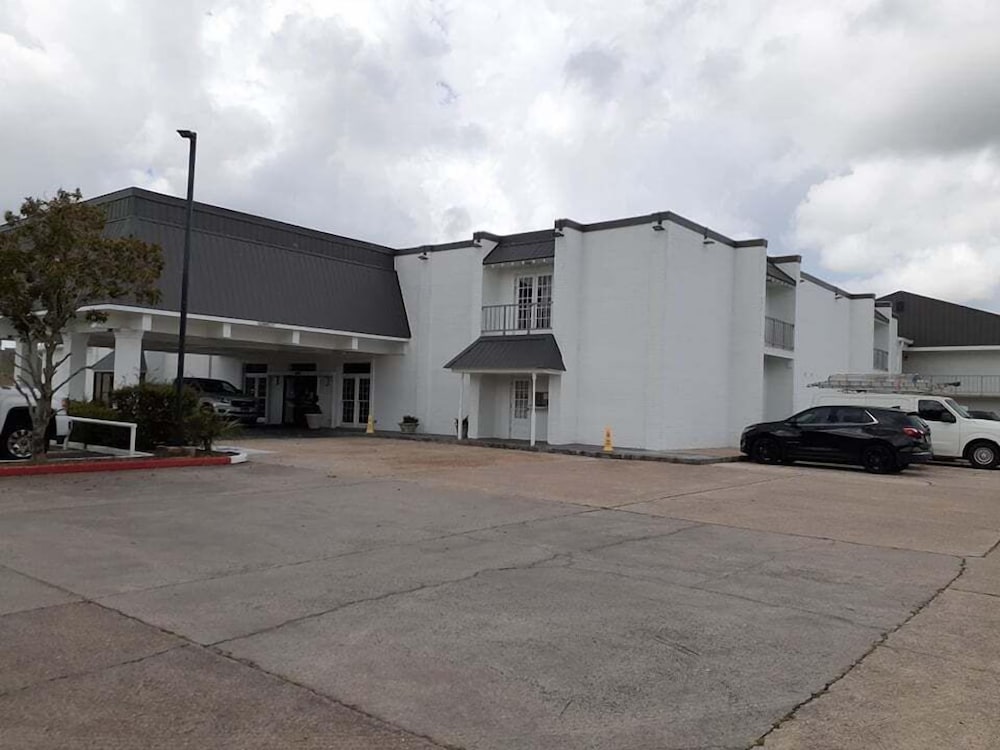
[2,0,999,309]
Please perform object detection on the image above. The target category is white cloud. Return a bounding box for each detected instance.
[794,149,1000,302]
[2,0,1000,307]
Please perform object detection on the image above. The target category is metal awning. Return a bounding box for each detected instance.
[92,351,148,374]
[766,261,796,287]
[444,334,565,373]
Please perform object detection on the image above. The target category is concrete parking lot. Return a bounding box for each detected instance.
[1,437,998,749]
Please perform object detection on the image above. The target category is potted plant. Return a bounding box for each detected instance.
[399,415,419,434]
[303,399,323,430]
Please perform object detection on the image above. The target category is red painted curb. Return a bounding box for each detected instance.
[0,455,232,477]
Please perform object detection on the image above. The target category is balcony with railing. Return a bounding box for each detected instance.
[482,302,553,335]
[764,317,795,351]
[873,348,889,371]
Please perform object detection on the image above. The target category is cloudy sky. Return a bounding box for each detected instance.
[2,0,999,309]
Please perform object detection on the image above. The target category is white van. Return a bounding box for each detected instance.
[811,391,1000,469]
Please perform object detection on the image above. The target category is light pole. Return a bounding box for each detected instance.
[174,129,197,443]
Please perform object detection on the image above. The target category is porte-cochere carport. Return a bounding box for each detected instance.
[3,187,411,429]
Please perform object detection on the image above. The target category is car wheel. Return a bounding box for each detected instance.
[861,444,897,474]
[751,437,783,465]
[967,441,999,470]
[1,422,34,460]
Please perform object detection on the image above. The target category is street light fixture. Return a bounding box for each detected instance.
[174,129,197,443]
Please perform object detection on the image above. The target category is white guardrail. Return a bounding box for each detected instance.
[65,416,140,456]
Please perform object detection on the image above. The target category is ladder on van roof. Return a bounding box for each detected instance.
[808,374,961,394]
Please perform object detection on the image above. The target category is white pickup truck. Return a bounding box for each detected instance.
[0,387,71,459]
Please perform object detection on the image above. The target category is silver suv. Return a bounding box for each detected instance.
[180,378,258,423]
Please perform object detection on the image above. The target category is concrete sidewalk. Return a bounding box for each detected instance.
[240,426,745,464]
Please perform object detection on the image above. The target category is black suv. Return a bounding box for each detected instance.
[741,406,932,473]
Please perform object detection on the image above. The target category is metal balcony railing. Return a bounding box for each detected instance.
[482,302,553,334]
[765,316,795,351]
[926,375,1000,396]
[873,348,889,371]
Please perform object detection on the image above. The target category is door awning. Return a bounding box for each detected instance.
[91,351,148,374]
[444,334,565,373]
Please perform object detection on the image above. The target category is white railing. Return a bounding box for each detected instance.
[873,348,889,371]
[482,302,552,334]
[66,416,140,456]
[926,375,1000,396]
[765,317,795,350]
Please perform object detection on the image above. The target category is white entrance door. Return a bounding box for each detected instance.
[340,376,371,426]
[510,377,531,439]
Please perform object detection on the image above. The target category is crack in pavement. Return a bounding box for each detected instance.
[0,642,187,700]
[556,560,887,632]
[208,524,702,649]
[747,556,968,748]
[89,505,606,602]
[211,647,464,750]
[611,507,980,558]
[0,565,461,750]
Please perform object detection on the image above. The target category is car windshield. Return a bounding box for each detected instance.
[944,398,970,419]
[192,379,242,395]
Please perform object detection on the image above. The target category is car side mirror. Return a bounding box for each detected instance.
[941,411,957,423]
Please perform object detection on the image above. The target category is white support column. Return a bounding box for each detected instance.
[67,332,90,401]
[113,329,144,387]
[530,372,537,447]
[467,374,480,440]
[457,372,465,440]
[13,340,33,386]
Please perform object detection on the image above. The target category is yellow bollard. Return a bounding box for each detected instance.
[603,426,613,453]
[366,413,375,434]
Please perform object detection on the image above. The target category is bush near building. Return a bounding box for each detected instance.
[67,383,238,452]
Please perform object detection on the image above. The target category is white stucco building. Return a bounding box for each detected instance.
[5,188,907,450]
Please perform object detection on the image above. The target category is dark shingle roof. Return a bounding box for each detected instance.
[91,189,410,339]
[444,334,565,371]
[482,230,555,265]
[879,291,1000,346]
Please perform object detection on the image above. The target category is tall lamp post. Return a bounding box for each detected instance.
[174,129,197,443]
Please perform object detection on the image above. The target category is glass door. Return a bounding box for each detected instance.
[515,274,553,330]
[242,373,268,421]
[357,377,371,425]
[510,378,531,439]
[341,377,356,424]
[516,277,534,330]
[340,366,373,427]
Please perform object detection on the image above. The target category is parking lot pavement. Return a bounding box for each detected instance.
[1,438,998,748]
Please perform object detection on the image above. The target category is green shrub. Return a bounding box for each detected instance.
[185,409,242,452]
[65,399,127,449]
[111,383,198,451]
